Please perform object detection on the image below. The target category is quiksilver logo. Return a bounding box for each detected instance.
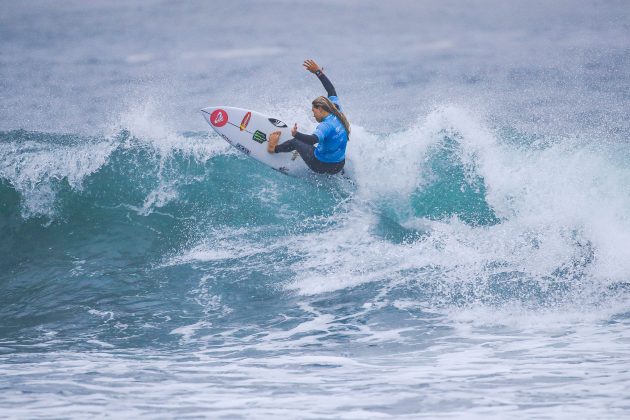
[268,118,288,128]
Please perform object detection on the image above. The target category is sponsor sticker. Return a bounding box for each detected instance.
[234,143,251,155]
[210,109,228,127]
[240,112,252,131]
[252,130,267,144]
[268,118,288,128]
[218,132,233,144]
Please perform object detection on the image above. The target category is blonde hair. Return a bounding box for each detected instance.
[312,96,351,138]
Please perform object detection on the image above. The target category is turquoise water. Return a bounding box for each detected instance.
[2,1,630,418]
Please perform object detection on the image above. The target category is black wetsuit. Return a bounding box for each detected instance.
[274,72,346,175]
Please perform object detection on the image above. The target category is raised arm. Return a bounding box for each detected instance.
[303,59,337,97]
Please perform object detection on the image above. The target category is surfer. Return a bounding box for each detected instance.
[267,59,350,175]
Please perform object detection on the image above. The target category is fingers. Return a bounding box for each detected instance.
[303,59,319,72]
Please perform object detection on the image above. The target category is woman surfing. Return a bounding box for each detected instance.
[267,59,350,175]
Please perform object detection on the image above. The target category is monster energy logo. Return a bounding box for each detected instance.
[234,143,251,155]
[252,130,267,144]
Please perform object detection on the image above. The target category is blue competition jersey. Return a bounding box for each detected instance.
[313,96,348,163]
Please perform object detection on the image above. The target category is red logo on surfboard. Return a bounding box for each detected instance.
[240,112,252,131]
[210,109,228,127]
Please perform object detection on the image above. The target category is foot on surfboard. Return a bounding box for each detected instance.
[267,131,281,153]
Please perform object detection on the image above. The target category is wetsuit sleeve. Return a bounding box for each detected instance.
[274,132,319,153]
[316,72,337,97]
[295,131,319,145]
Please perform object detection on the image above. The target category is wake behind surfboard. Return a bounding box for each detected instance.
[201,106,352,178]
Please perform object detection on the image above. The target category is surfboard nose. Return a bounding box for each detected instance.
[204,106,219,119]
[200,106,218,116]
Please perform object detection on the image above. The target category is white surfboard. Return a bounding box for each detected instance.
[201,106,312,177]
[201,106,352,178]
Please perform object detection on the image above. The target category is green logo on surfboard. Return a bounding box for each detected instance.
[252,130,267,144]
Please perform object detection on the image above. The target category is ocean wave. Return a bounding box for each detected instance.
[1,105,630,351]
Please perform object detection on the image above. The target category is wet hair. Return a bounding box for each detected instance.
[312,96,350,138]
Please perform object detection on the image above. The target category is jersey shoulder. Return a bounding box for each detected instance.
[314,119,334,140]
[328,95,342,111]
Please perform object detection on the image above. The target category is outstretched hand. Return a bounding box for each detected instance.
[303,59,323,74]
[291,123,298,136]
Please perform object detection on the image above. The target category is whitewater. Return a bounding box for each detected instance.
[1,1,629,418]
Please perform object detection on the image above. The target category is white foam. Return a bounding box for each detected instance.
[86,339,115,349]
[110,96,231,159]
[0,138,117,218]
[88,309,115,323]
[103,98,231,215]
[165,227,267,265]
[285,104,630,309]
[170,321,212,343]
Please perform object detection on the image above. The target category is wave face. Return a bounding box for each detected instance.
[2,105,630,417]
[2,105,629,341]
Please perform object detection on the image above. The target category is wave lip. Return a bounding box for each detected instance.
[0,130,118,218]
[0,121,227,219]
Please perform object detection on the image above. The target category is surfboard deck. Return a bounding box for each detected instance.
[201,106,312,177]
[201,106,352,179]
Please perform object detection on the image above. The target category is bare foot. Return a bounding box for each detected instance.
[267,131,281,153]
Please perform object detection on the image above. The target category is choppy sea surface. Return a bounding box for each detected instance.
[1,1,630,418]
